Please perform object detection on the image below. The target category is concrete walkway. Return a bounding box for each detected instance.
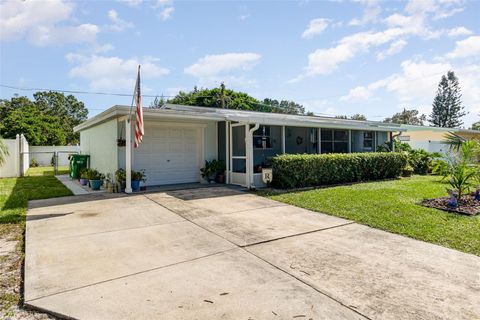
[25,187,480,320]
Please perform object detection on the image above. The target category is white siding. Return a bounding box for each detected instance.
[80,119,118,177]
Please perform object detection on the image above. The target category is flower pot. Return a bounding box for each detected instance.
[89,179,103,190]
[79,178,88,186]
[216,174,225,184]
[131,180,141,192]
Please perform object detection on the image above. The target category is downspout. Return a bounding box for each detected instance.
[246,123,260,189]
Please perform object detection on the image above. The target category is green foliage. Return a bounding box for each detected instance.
[0,137,9,168]
[407,149,436,175]
[115,168,126,183]
[0,92,88,145]
[402,164,414,177]
[270,152,407,189]
[384,108,426,125]
[429,71,466,128]
[29,158,39,167]
[168,86,306,114]
[200,160,223,182]
[131,169,146,182]
[85,168,105,181]
[442,132,466,152]
[79,168,89,179]
[431,159,449,177]
[448,163,476,202]
[471,121,480,131]
[336,114,367,121]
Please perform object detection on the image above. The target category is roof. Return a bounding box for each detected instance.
[74,104,405,132]
[399,124,480,135]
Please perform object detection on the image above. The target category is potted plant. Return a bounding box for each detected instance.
[87,169,105,190]
[215,160,226,183]
[131,169,146,192]
[200,160,217,183]
[105,173,114,193]
[115,168,126,192]
[79,168,89,186]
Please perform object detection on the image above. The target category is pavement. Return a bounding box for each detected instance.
[25,187,480,320]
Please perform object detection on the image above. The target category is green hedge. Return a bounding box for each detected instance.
[270,152,408,189]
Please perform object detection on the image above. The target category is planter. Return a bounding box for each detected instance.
[216,174,225,183]
[79,178,88,186]
[89,179,103,190]
[131,180,141,192]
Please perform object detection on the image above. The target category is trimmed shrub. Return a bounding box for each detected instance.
[270,152,408,189]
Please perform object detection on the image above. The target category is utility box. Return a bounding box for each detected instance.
[69,154,90,179]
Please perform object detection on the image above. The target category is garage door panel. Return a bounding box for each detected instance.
[133,124,202,186]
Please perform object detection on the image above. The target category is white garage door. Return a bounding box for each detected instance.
[133,124,202,186]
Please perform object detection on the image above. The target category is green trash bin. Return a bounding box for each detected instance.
[69,154,90,179]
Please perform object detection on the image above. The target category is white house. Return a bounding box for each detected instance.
[74,104,404,189]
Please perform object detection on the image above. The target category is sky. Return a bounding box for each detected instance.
[1,0,479,126]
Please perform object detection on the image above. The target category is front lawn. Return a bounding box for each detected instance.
[265,175,480,256]
[0,170,72,317]
[27,166,69,176]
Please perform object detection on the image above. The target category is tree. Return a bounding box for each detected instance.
[429,71,467,127]
[335,114,367,120]
[384,108,426,125]
[0,92,88,145]
[149,95,167,109]
[471,121,480,131]
[168,85,306,115]
[0,137,8,168]
[350,114,367,121]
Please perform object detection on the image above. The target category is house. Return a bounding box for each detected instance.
[397,125,480,154]
[73,104,404,189]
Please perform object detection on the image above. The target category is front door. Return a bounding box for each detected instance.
[229,123,247,186]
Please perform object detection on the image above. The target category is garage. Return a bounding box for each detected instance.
[133,123,204,186]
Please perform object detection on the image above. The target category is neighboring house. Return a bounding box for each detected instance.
[73,104,404,188]
[398,125,480,154]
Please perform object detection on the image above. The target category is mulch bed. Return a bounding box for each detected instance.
[421,195,480,216]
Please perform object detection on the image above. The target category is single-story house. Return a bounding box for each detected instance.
[397,124,480,154]
[74,104,404,189]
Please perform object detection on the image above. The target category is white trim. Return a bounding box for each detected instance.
[318,128,321,153]
[225,121,230,184]
[125,119,132,194]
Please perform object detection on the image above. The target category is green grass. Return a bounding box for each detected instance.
[26,166,69,176]
[1,170,72,225]
[266,176,480,256]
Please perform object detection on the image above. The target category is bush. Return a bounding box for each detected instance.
[86,168,105,180]
[30,158,39,167]
[270,152,408,189]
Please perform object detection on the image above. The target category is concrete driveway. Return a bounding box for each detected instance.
[25,187,480,320]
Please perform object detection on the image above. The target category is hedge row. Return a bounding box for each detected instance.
[270,152,408,189]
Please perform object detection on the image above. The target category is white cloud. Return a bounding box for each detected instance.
[446,36,480,59]
[447,27,473,37]
[159,7,175,20]
[66,54,170,90]
[302,18,329,39]
[0,0,98,46]
[292,0,465,81]
[376,39,407,60]
[118,0,143,7]
[349,0,381,26]
[185,53,261,88]
[239,13,251,21]
[107,9,134,32]
[342,58,480,125]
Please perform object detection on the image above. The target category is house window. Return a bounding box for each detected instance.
[363,131,374,150]
[253,125,272,149]
[321,129,349,153]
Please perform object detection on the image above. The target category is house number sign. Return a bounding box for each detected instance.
[262,168,273,184]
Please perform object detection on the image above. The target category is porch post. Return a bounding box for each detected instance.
[225,121,230,184]
[317,128,321,153]
[125,118,133,193]
[281,126,285,154]
[348,130,352,153]
[246,123,259,189]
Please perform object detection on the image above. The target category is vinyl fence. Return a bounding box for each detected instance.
[29,145,79,167]
[0,134,29,178]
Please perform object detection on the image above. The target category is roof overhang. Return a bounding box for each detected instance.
[399,124,480,135]
[74,104,406,132]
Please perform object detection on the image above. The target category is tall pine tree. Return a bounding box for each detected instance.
[429,71,466,128]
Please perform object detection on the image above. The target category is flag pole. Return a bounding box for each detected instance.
[125,65,140,194]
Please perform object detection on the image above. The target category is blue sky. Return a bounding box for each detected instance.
[1,0,479,126]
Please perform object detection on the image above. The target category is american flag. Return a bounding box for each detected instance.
[133,65,144,148]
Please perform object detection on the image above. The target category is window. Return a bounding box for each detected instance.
[321,129,349,153]
[363,131,374,150]
[253,125,272,149]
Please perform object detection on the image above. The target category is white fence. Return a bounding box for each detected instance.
[29,145,79,167]
[0,134,29,178]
